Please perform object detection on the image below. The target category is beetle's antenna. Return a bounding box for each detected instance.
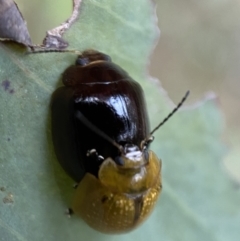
[150,90,190,136]
[75,111,124,153]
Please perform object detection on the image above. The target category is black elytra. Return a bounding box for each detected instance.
[51,50,150,182]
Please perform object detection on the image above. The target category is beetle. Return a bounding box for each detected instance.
[51,50,189,233]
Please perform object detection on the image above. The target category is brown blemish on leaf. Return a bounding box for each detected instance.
[1,79,10,91]
[3,192,14,204]
[9,89,14,94]
[0,186,6,192]
[1,80,15,94]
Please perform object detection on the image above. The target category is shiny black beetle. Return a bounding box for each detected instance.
[51,50,189,233]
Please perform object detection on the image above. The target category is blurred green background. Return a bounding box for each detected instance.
[14,0,240,183]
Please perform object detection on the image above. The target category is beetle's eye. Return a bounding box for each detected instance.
[76,57,89,66]
[114,156,124,166]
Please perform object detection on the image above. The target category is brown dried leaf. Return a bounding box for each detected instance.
[0,0,31,45]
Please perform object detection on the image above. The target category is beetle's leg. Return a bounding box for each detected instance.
[65,208,74,218]
[86,149,104,162]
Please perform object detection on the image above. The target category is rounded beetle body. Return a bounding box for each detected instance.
[51,50,162,233]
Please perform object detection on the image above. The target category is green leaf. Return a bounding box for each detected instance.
[0,1,239,241]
